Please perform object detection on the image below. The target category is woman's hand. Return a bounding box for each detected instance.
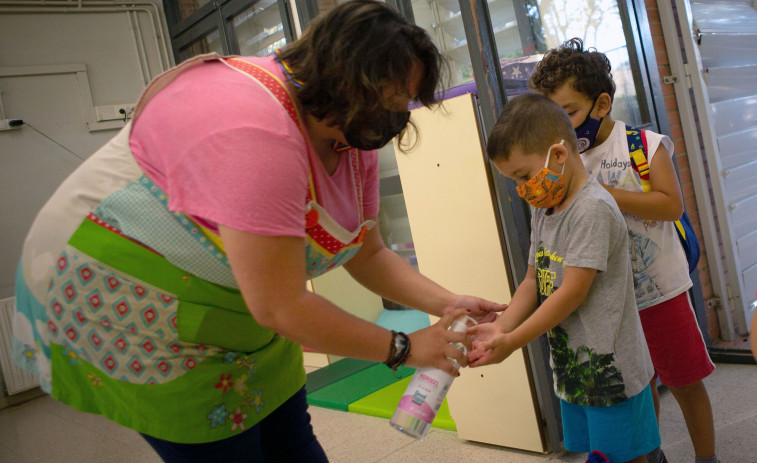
[443,294,506,324]
[466,322,514,367]
[404,309,469,376]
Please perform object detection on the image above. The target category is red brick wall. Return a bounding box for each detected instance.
[645,0,720,342]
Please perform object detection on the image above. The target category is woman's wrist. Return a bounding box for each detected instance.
[384,330,411,371]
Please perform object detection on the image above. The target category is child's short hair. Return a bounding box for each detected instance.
[528,37,616,102]
[486,93,578,162]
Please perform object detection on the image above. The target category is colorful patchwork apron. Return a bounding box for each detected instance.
[12,53,375,444]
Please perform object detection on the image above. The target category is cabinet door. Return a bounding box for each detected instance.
[394,92,545,451]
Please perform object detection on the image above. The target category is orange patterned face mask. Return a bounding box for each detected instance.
[516,140,566,209]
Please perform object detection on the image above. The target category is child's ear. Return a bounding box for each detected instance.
[596,93,612,118]
[553,141,570,166]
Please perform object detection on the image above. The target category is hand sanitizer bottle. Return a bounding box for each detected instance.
[389,315,475,439]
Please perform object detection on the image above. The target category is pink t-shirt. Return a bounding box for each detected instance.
[129,56,379,238]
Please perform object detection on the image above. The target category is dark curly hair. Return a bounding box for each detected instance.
[528,38,615,102]
[275,0,447,146]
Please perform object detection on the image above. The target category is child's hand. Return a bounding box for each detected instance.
[443,294,506,324]
[465,323,516,367]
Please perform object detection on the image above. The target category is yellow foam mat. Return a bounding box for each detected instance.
[347,375,456,431]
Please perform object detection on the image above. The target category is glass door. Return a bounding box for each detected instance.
[532,0,644,125]
[164,0,295,63]
[376,145,419,311]
[231,0,289,56]
[166,0,227,63]
[405,0,645,125]
[410,0,529,88]
[176,30,225,63]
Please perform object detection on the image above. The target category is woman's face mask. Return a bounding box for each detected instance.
[516,140,567,209]
[343,109,411,151]
[575,97,603,153]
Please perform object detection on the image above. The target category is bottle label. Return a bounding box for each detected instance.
[396,370,450,424]
[392,316,473,428]
[397,392,436,424]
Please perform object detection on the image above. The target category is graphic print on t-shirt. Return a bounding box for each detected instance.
[588,160,667,307]
[628,229,661,301]
[535,241,629,406]
[535,241,560,305]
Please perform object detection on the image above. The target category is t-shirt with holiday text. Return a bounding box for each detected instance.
[581,121,691,309]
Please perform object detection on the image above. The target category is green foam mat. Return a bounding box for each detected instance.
[305,358,376,394]
[348,375,456,431]
[306,363,414,411]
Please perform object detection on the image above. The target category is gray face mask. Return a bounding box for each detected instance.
[343,110,411,150]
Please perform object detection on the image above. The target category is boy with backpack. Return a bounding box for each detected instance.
[529,38,716,463]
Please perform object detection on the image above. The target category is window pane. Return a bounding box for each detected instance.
[177,29,224,63]
[409,0,529,89]
[233,0,287,56]
[178,0,215,21]
[409,0,644,126]
[535,0,643,125]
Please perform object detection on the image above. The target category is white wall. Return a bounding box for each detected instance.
[0,2,172,300]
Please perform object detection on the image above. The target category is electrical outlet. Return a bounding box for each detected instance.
[0,118,22,131]
[95,104,135,122]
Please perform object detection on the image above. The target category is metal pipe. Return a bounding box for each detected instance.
[1,2,171,73]
[2,1,162,7]
[140,3,170,70]
[133,11,152,84]
[127,11,150,87]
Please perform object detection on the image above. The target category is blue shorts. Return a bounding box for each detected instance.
[561,385,660,462]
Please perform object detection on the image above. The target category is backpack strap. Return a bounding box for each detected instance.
[625,125,700,273]
[626,125,652,193]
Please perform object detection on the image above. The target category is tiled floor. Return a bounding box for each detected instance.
[712,336,752,351]
[0,362,755,462]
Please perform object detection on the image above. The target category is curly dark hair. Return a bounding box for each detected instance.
[275,1,447,144]
[528,37,616,102]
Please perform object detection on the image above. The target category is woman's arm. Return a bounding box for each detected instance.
[342,224,453,317]
[220,224,468,375]
[343,223,504,322]
[601,144,684,221]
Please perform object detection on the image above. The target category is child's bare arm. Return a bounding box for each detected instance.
[494,265,539,332]
[600,144,684,221]
[468,266,596,366]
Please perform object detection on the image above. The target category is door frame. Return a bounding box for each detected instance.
[657,0,752,339]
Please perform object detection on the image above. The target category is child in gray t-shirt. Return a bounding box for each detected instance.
[468,93,657,463]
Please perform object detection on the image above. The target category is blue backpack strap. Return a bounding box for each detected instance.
[626,126,700,274]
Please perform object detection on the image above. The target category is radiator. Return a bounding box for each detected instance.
[0,297,39,394]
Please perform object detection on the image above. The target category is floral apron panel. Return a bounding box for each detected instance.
[12,53,374,443]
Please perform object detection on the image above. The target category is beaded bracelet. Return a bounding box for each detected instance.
[384,330,411,371]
